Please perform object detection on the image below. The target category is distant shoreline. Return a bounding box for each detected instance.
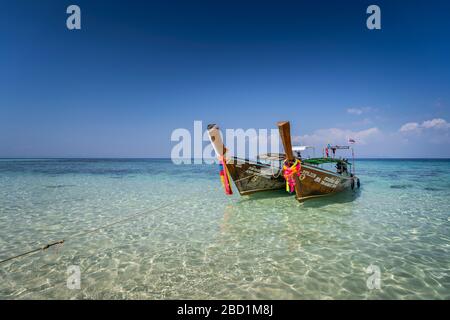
[1,158,450,161]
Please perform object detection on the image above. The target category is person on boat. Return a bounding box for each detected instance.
[336,162,343,174]
[342,161,348,174]
[336,160,349,175]
[325,143,332,158]
[332,146,336,158]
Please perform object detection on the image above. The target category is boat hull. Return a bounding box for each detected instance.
[225,158,286,195]
[296,164,359,202]
[225,159,360,200]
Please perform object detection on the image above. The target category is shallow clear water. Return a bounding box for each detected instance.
[0,159,449,299]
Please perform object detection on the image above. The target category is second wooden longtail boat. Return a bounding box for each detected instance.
[207,122,360,202]
[277,121,360,202]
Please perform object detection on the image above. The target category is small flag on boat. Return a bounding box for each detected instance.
[218,157,233,195]
[349,138,356,144]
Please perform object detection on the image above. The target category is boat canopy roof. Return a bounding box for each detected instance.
[259,154,350,165]
[259,145,315,160]
[292,145,314,151]
[329,145,351,150]
[258,153,285,161]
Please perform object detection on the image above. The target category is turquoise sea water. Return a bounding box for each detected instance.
[0,159,449,299]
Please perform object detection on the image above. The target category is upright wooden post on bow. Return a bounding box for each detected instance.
[207,124,226,158]
[207,124,233,195]
[277,121,302,199]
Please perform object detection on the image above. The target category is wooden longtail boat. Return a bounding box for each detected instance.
[207,122,360,201]
[277,121,360,202]
[294,158,359,201]
[207,124,285,195]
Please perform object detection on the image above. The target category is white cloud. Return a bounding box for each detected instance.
[293,127,381,146]
[399,122,420,133]
[347,107,372,115]
[290,121,449,158]
[399,118,450,133]
[422,118,450,129]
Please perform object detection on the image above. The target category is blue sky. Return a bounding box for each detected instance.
[1,0,449,157]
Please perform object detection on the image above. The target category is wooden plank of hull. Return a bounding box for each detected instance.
[226,158,286,195]
[297,164,356,202]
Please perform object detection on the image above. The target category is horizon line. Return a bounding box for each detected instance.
[1,157,450,160]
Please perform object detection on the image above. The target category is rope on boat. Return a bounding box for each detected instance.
[270,160,282,178]
[0,195,206,266]
[0,240,65,265]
